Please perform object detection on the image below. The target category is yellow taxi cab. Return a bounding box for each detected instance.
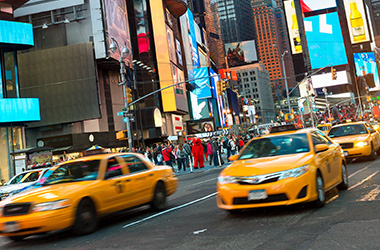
[369,120,380,133]
[0,153,177,241]
[217,128,348,213]
[328,121,380,161]
[317,123,332,135]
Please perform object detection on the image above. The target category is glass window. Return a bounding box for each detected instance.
[105,158,123,179]
[4,51,18,98]
[121,155,149,173]
[328,124,368,138]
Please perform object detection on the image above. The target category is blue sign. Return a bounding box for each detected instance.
[0,98,40,123]
[192,67,212,99]
[0,20,34,48]
[304,13,348,69]
[187,10,200,68]
[354,52,380,91]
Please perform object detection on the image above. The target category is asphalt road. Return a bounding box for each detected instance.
[2,157,380,250]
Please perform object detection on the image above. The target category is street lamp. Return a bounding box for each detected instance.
[281,50,291,115]
[322,87,332,122]
[109,38,132,152]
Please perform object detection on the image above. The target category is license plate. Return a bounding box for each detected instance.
[248,189,268,200]
[3,221,19,233]
[344,151,348,156]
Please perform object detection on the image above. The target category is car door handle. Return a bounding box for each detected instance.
[125,179,131,182]
[148,174,153,177]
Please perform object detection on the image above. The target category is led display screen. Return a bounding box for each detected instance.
[192,67,212,99]
[343,0,370,44]
[0,98,40,123]
[300,0,337,13]
[311,71,349,89]
[354,52,380,91]
[0,20,33,47]
[304,13,348,69]
[224,40,258,67]
[284,0,302,54]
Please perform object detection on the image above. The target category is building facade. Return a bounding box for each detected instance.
[233,63,275,123]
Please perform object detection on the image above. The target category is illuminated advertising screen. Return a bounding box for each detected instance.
[192,67,212,99]
[354,52,380,91]
[104,0,132,65]
[311,71,349,89]
[300,0,337,13]
[0,98,40,123]
[343,0,370,44]
[304,13,348,69]
[0,20,33,48]
[224,40,258,67]
[284,0,302,54]
[190,92,210,121]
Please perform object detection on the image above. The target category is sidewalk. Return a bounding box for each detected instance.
[173,154,230,176]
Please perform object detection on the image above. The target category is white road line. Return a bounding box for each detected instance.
[348,167,368,179]
[178,178,216,190]
[358,185,380,201]
[348,171,379,190]
[122,192,217,229]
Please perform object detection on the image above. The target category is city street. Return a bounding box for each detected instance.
[1,158,380,249]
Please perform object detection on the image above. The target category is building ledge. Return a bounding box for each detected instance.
[164,0,187,18]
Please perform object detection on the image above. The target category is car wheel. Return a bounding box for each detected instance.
[337,163,349,190]
[368,144,376,161]
[313,172,325,208]
[72,198,97,236]
[150,182,166,211]
[7,235,26,242]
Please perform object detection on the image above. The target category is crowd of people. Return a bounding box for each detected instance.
[129,134,253,173]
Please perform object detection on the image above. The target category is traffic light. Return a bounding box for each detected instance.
[221,80,228,92]
[331,66,337,80]
[216,80,223,96]
[126,87,133,104]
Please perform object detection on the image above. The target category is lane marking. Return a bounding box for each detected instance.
[358,185,380,201]
[178,178,216,190]
[122,192,217,229]
[326,194,339,204]
[348,167,368,179]
[348,171,379,190]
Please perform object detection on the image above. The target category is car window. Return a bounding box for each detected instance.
[121,155,149,173]
[311,133,327,146]
[105,158,123,179]
[328,124,368,138]
[42,160,100,185]
[9,172,29,185]
[315,131,332,145]
[317,126,328,131]
[22,171,42,183]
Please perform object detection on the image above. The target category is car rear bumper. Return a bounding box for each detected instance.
[217,171,317,210]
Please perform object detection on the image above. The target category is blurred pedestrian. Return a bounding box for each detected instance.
[207,140,213,166]
[192,138,204,169]
[176,144,187,172]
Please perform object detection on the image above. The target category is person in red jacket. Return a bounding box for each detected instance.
[192,138,204,169]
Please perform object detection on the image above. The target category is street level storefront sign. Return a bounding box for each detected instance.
[195,130,229,138]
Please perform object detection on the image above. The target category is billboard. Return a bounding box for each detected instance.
[343,0,370,44]
[0,20,34,48]
[225,40,258,67]
[0,98,40,123]
[310,71,349,89]
[354,52,380,91]
[104,0,132,65]
[300,0,337,13]
[192,67,212,99]
[304,13,348,69]
[284,1,302,54]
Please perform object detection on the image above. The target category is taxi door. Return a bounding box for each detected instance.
[95,156,131,214]
[120,154,155,207]
[367,125,380,150]
[311,132,336,190]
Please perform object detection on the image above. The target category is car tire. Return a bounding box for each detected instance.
[313,172,325,208]
[7,235,26,242]
[150,182,166,211]
[337,163,349,190]
[72,198,97,236]
[368,144,376,161]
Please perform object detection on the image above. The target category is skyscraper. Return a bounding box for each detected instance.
[217,0,256,44]
[251,0,295,99]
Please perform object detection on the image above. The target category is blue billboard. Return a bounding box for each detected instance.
[304,13,348,69]
[187,10,200,68]
[354,52,380,91]
[0,98,40,123]
[0,20,34,48]
[192,67,212,99]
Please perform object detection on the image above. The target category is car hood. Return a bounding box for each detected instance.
[1,181,97,205]
[0,183,32,193]
[222,153,314,176]
[329,134,370,144]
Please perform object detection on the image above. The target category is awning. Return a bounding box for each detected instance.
[52,146,72,153]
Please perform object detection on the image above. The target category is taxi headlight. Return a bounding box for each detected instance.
[32,199,72,213]
[355,141,369,147]
[278,165,310,180]
[217,176,238,184]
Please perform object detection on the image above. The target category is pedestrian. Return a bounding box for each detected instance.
[183,140,193,172]
[156,149,164,165]
[192,138,204,169]
[162,144,174,170]
[144,147,153,162]
[207,140,213,166]
[228,136,237,156]
[176,144,187,172]
[211,138,219,166]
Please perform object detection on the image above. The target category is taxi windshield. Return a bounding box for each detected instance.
[238,134,310,160]
[40,160,100,186]
[317,126,329,131]
[328,124,368,138]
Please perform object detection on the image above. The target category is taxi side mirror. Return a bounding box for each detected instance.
[315,144,329,153]
[228,155,239,161]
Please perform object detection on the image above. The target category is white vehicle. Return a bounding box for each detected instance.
[0,168,50,200]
